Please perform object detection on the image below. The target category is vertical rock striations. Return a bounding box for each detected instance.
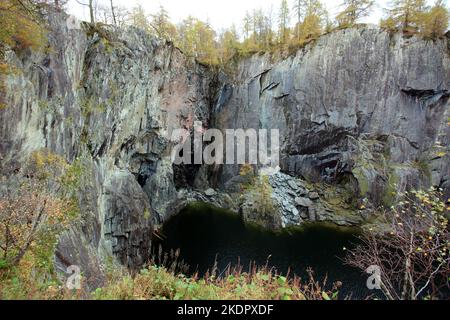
[0,15,449,283]
[0,13,214,287]
[213,27,450,227]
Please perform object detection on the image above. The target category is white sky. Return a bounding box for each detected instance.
[66,0,440,32]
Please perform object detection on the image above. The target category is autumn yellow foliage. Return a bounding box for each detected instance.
[421,1,450,38]
[0,0,46,53]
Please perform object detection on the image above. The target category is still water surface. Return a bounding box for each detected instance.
[153,203,376,299]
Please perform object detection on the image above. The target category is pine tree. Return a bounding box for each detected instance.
[336,0,374,27]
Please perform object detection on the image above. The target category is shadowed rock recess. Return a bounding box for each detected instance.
[0,14,449,288]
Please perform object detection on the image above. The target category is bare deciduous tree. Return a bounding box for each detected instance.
[75,0,95,23]
[346,189,449,300]
[109,0,116,25]
[96,0,128,26]
[0,150,79,270]
[0,179,69,268]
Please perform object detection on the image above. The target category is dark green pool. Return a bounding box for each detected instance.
[152,203,376,299]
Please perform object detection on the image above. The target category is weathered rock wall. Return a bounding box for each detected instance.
[213,27,450,227]
[1,14,449,286]
[0,13,214,287]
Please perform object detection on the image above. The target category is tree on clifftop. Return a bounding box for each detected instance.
[293,0,327,44]
[151,5,177,41]
[336,0,375,27]
[278,0,291,44]
[383,0,427,32]
[421,0,450,38]
[74,0,95,24]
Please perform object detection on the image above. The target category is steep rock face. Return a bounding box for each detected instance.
[213,28,450,227]
[1,15,449,285]
[0,14,214,287]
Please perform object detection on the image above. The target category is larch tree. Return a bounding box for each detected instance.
[176,16,198,57]
[336,0,375,27]
[243,11,253,40]
[266,5,276,47]
[151,5,177,41]
[293,0,309,40]
[257,8,273,47]
[278,0,291,44]
[253,8,265,45]
[195,19,219,65]
[242,11,258,53]
[324,10,335,33]
[129,4,151,33]
[245,8,272,50]
[294,0,327,43]
[218,25,240,63]
[293,0,308,23]
[176,17,219,65]
[421,0,449,38]
[384,0,427,32]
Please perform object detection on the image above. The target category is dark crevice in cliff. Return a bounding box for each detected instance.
[286,129,353,156]
[401,87,450,107]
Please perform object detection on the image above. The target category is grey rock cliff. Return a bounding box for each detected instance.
[0,14,214,287]
[213,28,450,226]
[1,14,449,286]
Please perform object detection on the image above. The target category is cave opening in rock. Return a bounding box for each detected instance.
[151,203,375,299]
